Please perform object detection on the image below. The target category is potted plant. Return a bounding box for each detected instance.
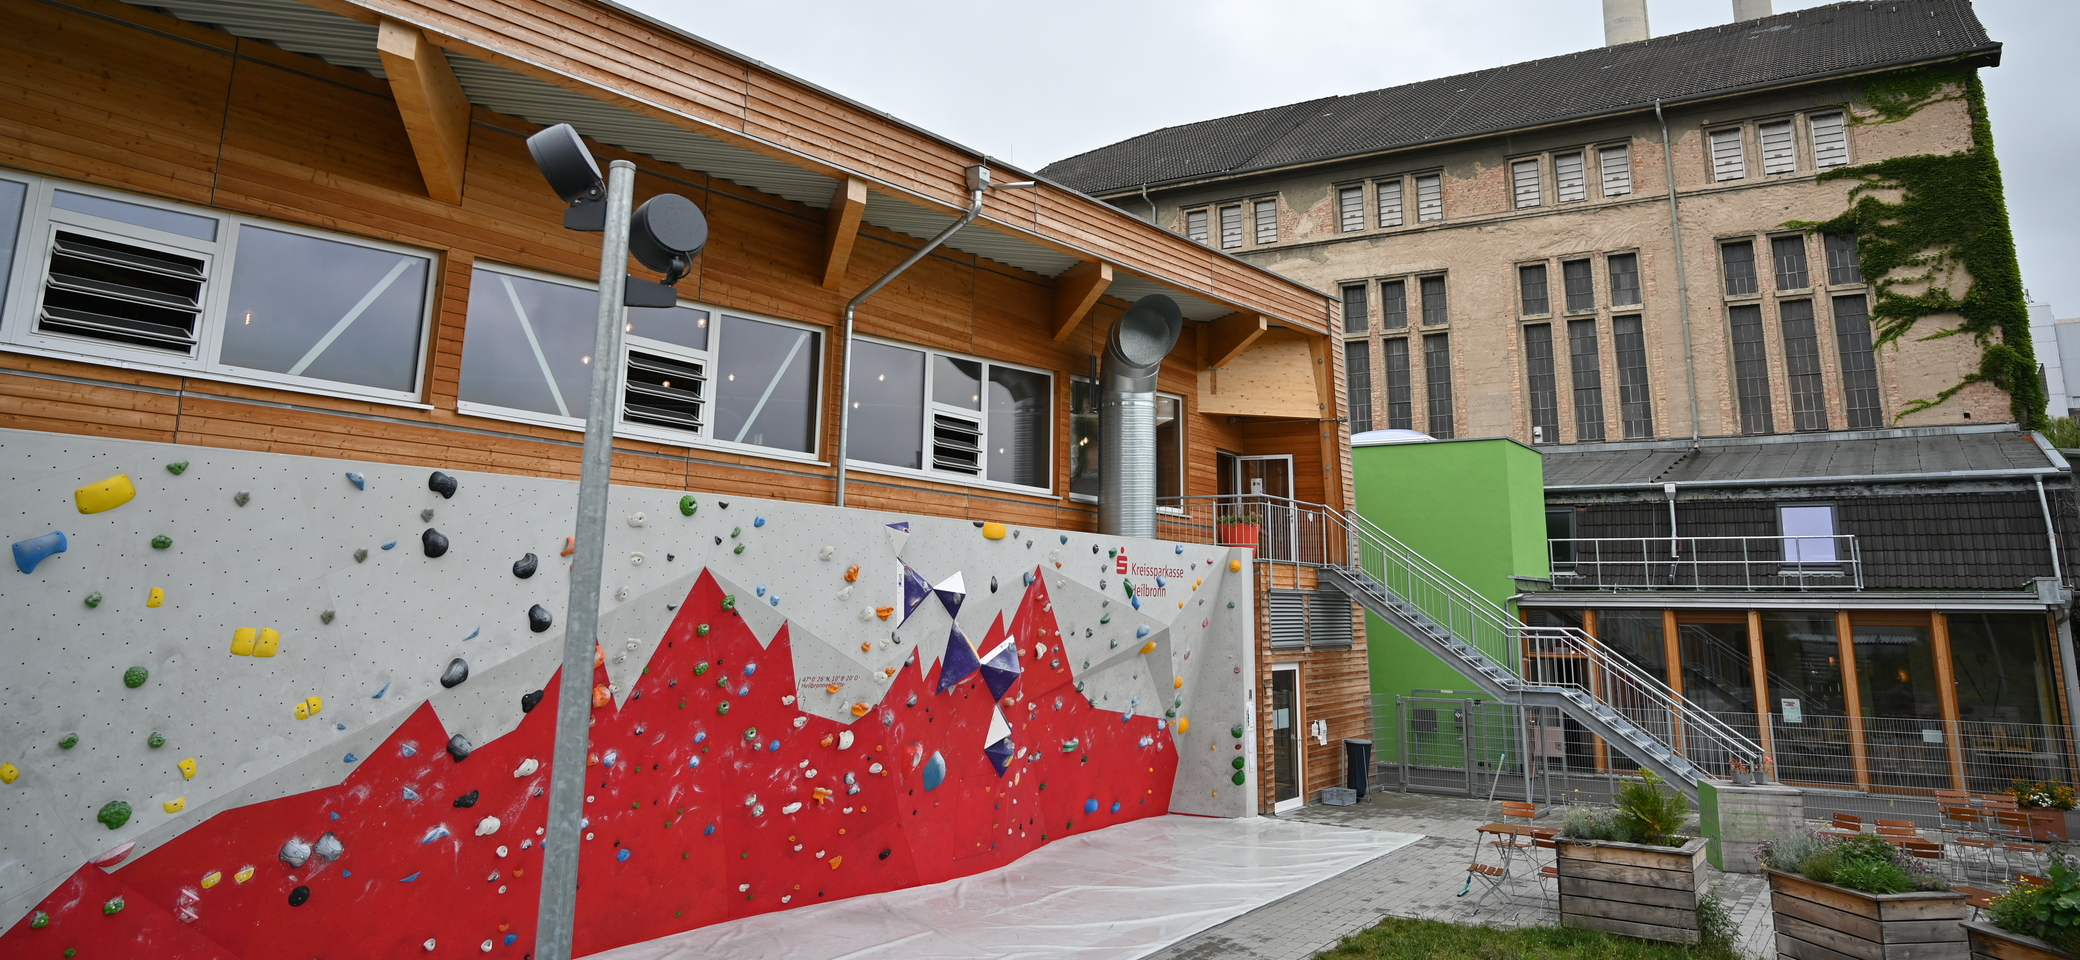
[1757,829,1966,960]
[1555,770,1712,944]
[1729,758,1753,785]
[2007,779,2079,841]
[1216,514,1261,549]
[1970,860,2080,959]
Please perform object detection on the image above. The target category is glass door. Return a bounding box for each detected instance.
[1272,666,1302,811]
[1237,455,1295,561]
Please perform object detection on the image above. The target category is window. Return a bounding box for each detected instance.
[1710,128,1747,181]
[1810,113,1848,169]
[1834,295,1882,428]
[1381,279,1408,329]
[1424,333,1453,438]
[1569,319,1606,441]
[1345,340,1373,434]
[1252,199,1277,245]
[1555,152,1587,203]
[848,341,1050,489]
[1525,323,1557,444]
[1512,159,1542,209]
[1519,264,1550,316]
[1729,303,1774,434]
[1562,259,1595,312]
[1384,337,1412,429]
[1772,235,1810,290]
[1341,284,1368,334]
[1722,241,1758,296]
[1614,315,1653,438]
[459,265,821,456]
[1415,174,1443,222]
[1759,120,1796,175]
[2,175,433,403]
[1599,145,1632,197]
[1185,209,1209,244]
[1779,504,1838,563]
[1069,380,1180,502]
[1155,394,1182,504]
[1780,300,1827,431]
[1825,233,1862,285]
[1377,179,1404,227]
[856,340,928,470]
[1608,252,1641,306]
[1338,186,1365,233]
[1546,507,1577,569]
[1419,275,1448,326]
[1218,205,1242,249]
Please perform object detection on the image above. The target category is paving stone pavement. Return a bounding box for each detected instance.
[1144,791,1777,960]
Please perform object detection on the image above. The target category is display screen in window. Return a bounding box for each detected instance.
[712,315,819,454]
[985,365,1049,487]
[220,227,429,393]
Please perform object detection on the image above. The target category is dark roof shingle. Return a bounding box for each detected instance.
[1540,426,2058,488]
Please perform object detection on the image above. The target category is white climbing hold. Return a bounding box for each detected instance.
[805,768,818,778]
[868,762,884,774]
[792,716,807,729]
[781,695,796,705]
[738,884,750,892]
[476,816,501,836]
[782,802,802,814]
[615,586,630,601]
[837,585,853,601]
[496,845,509,858]
[481,939,494,953]
[513,758,539,777]
[626,512,647,527]
[424,939,436,951]
[818,545,835,560]
[631,552,645,566]
[837,731,854,751]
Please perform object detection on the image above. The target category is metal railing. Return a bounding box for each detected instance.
[1155,494,1766,786]
[1548,535,1863,590]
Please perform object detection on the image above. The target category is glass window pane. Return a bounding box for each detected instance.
[1512,159,1541,208]
[1779,504,1836,562]
[1419,275,1447,325]
[1563,259,1594,312]
[852,340,925,468]
[1377,180,1403,227]
[714,315,819,453]
[1780,299,1827,431]
[1853,619,1942,790]
[933,355,981,410]
[221,226,428,392]
[1519,264,1549,315]
[1947,613,2054,726]
[1722,241,1758,296]
[1761,613,1854,787]
[1772,236,1810,290]
[1613,315,1653,438]
[1381,280,1408,329]
[1156,394,1182,501]
[53,189,217,241]
[460,269,598,420]
[1834,295,1882,428]
[1338,186,1364,232]
[1825,233,1863,285]
[1341,284,1368,333]
[1185,209,1208,244]
[1599,145,1632,197]
[1423,333,1453,438]
[985,365,1050,487]
[1595,610,1668,677]
[1383,338,1411,429]
[627,304,708,349]
[1677,620,1760,746]
[1069,377,1099,498]
[1345,341,1373,434]
[1730,303,1773,434]
[1415,174,1442,222]
[1608,252,1641,307]
[1524,324,1556,443]
[1555,152,1586,203]
[0,178,24,310]
[1569,319,1605,441]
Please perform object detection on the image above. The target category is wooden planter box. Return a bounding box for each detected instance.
[1966,920,2078,960]
[2020,808,2071,842]
[1766,867,1969,960]
[1557,836,1709,944]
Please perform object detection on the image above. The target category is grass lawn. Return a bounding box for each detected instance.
[1318,917,1741,960]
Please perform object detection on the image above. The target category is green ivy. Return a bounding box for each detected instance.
[1788,67,2042,428]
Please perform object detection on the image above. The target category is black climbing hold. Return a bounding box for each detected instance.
[428,471,458,499]
[714,536,722,545]
[666,553,675,562]
[454,790,479,808]
[287,885,311,907]
[441,658,469,688]
[513,553,539,579]
[529,604,553,632]
[878,848,891,860]
[990,576,998,594]
[973,521,985,528]
[717,501,728,509]
[521,689,544,713]
[446,733,473,762]
[422,528,449,558]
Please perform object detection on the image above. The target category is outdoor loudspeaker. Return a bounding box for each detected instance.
[525,123,606,231]
[629,194,708,285]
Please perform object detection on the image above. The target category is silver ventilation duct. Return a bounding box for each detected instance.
[1602,0,1649,45]
[1733,0,1773,21]
[1099,294,1184,537]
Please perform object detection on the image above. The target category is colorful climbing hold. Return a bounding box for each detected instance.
[74,474,137,514]
[12,531,67,574]
[422,528,450,558]
[1139,641,1156,655]
[151,534,172,549]
[123,666,149,688]
[0,764,16,784]
[679,494,697,516]
[179,758,197,779]
[428,471,458,498]
[1231,770,1247,785]
[293,696,323,719]
[753,516,766,527]
[981,522,1007,540]
[97,800,131,829]
[83,591,102,608]
[382,541,397,551]
[103,895,125,915]
[921,751,947,791]
[845,564,860,582]
[697,623,711,636]
[1230,559,1242,572]
[147,732,165,749]
[59,733,78,749]
[529,604,554,632]
[166,461,189,475]
[441,658,470,688]
[345,471,366,490]
[1174,677,1184,689]
[148,588,165,608]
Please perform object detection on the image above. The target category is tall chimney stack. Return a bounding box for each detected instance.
[1603,0,1650,45]
[1733,0,1773,21]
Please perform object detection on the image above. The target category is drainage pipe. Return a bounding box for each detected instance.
[2037,476,2064,585]
[1099,294,1184,537]
[1655,100,1702,443]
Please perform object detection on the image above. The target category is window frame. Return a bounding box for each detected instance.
[847,334,1058,496]
[0,171,439,408]
[1709,127,1748,182]
[1414,173,1444,223]
[1340,282,1369,334]
[1606,250,1642,307]
[1518,262,1551,317]
[1418,273,1448,326]
[1810,112,1851,170]
[1778,502,1840,565]
[1554,151,1588,203]
[1183,208,1210,244]
[1067,375,1183,509]
[1251,198,1278,246]
[1598,143,1633,198]
[1336,184,1366,233]
[1218,204,1244,250]
[1376,177,1405,228]
[1510,157,1544,209]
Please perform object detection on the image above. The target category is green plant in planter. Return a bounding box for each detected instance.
[1216,515,1262,526]
[1989,860,2080,955]
[1758,829,1948,894]
[1558,770,1692,846]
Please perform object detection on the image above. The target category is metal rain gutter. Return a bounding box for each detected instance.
[1548,466,2069,493]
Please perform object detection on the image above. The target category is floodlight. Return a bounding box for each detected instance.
[526,123,607,231]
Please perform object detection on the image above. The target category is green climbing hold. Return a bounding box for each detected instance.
[97,800,132,829]
[1108,548,1117,558]
[123,666,148,688]
[1100,615,1110,624]
[65,949,77,958]
[103,896,125,915]
[1231,756,1246,769]
[166,461,189,475]
[697,624,711,637]
[1231,770,1247,785]
[84,592,103,608]
[731,526,742,538]
[28,911,48,928]
[59,733,78,749]
[733,543,745,555]
[717,701,731,715]
[694,661,709,675]
[1231,725,1245,738]
[721,595,737,612]
[1227,601,1235,609]
[1164,710,1175,718]
[151,535,172,549]
[742,727,758,740]
[147,732,165,749]
[679,495,697,516]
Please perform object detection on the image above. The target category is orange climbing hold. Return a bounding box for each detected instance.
[829,855,843,869]
[844,564,860,582]
[561,536,576,557]
[826,683,842,694]
[850,702,870,717]
[592,685,611,708]
[875,606,893,621]
[811,787,833,806]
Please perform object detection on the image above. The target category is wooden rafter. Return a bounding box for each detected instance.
[821,177,868,290]
[1049,260,1112,341]
[376,19,472,204]
[1205,312,1267,369]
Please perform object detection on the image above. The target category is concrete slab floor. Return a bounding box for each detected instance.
[1142,791,1776,960]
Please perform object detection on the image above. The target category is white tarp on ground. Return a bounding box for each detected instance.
[591,815,1422,960]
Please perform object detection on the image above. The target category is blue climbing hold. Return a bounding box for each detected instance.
[335,722,346,731]
[422,826,449,843]
[12,531,67,574]
[737,685,750,696]
[373,682,390,699]
[755,585,766,597]
[1137,625,1151,638]
[400,872,419,882]
[694,731,707,743]
[1061,534,1069,544]
[601,750,618,767]
[688,756,701,768]
[1111,801,1122,813]
[616,848,631,862]
[343,753,357,762]
[331,812,341,820]
[402,787,420,800]
[1155,576,1166,587]
[1023,570,1035,587]
[768,740,781,752]
[921,751,947,791]
[770,595,779,606]
[753,516,765,527]
[505,934,517,946]
[345,471,365,490]
[381,541,397,551]
[1131,596,1141,609]
[704,824,715,835]
[1175,544,1184,554]
[400,744,416,757]
[743,663,757,677]
[1084,798,1099,815]
[463,625,480,641]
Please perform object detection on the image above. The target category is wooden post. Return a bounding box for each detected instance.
[1747,609,1774,763]
[1663,608,1685,757]
[1930,612,1967,792]
[1837,611,1871,792]
[1585,609,1610,774]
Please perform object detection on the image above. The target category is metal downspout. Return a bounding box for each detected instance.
[1656,100,1702,442]
[834,166,989,508]
[2038,476,2064,585]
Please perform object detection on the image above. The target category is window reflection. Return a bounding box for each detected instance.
[986,365,1049,487]
[459,270,597,419]
[713,315,819,454]
[221,227,428,393]
[851,341,925,469]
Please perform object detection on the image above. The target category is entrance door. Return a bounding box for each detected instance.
[1271,666,1303,811]
[1221,455,1295,561]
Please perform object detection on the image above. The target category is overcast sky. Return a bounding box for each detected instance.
[622,0,2078,320]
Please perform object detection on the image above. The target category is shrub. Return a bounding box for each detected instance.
[1560,806,1621,842]
[1989,859,2080,955]
[1760,830,1947,894]
[1613,770,1692,846]
[1697,888,1737,955]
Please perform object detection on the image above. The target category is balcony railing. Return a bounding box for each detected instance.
[1547,535,1864,591]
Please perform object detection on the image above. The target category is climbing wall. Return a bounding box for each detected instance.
[0,429,1255,956]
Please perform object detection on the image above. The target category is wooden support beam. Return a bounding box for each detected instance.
[820,177,867,290]
[1206,312,1267,369]
[1837,610,1872,793]
[377,19,472,204]
[1931,611,1966,791]
[1747,609,1775,767]
[1049,260,1112,341]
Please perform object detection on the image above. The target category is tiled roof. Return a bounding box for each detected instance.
[1541,425,2062,488]
[1041,1,1996,196]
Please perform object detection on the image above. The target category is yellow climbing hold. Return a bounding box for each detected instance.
[201,871,221,889]
[230,628,256,656]
[1139,641,1157,654]
[253,628,280,657]
[179,758,197,780]
[1173,676,1184,689]
[0,763,17,784]
[74,474,137,514]
[230,627,280,657]
[233,865,255,884]
[293,696,323,720]
[981,522,1007,540]
[162,797,185,813]
[1176,717,1189,734]
[1229,559,1242,572]
[146,587,164,608]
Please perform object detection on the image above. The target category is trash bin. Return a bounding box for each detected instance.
[1343,738,1373,800]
